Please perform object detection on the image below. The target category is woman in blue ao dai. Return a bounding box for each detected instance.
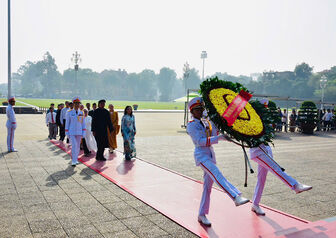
[121,106,136,160]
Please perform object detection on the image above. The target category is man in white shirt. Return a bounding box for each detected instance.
[46,107,58,139]
[6,96,17,152]
[322,109,333,131]
[60,101,70,142]
[282,109,288,132]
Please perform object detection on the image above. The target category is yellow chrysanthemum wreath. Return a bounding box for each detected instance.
[200,77,274,147]
[209,88,264,137]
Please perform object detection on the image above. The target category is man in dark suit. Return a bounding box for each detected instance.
[89,102,96,117]
[92,100,113,161]
[56,104,63,138]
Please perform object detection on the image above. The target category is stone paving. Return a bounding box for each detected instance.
[1,113,336,237]
[0,114,197,238]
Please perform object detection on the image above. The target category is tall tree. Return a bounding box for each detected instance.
[39,52,61,98]
[294,63,313,80]
[158,67,177,101]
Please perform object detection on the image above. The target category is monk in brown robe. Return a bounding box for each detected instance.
[107,104,120,153]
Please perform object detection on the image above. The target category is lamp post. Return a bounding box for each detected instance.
[183,62,190,94]
[8,0,11,98]
[201,51,207,81]
[71,51,81,94]
[320,75,327,110]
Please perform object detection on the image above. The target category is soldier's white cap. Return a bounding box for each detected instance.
[8,96,15,102]
[72,96,81,103]
[259,98,269,106]
[188,97,204,111]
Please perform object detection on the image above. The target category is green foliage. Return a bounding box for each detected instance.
[246,63,317,99]
[301,101,317,108]
[268,100,276,109]
[158,67,177,101]
[11,52,184,101]
[199,77,274,147]
[184,68,201,90]
[268,100,281,124]
[298,101,318,134]
[294,62,313,79]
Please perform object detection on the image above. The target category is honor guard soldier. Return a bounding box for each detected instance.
[186,97,249,227]
[65,97,86,166]
[6,96,17,152]
[249,99,312,216]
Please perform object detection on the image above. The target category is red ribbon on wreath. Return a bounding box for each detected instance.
[222,90,252,126]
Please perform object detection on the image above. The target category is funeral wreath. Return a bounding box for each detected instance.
[199,77,274,148]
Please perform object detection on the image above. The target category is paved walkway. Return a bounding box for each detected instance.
[1,113,336,237]
[0,115,197,238]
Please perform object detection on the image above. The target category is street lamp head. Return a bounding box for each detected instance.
[201,51,207,59]
[320,75,328,88]
[71,51,82,71]
[183,62,190,72]
[320,75,327,82]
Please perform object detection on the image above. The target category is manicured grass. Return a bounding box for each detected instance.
[0,98,26,106]
[17,98,185,110]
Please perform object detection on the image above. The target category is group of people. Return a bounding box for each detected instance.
[5,95,313,227]
[187,97,312,227]
[275,108,289,132]
[45,97,137,166]
[276,108,335,132]
[319,108,335,131]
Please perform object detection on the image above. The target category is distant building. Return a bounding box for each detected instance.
[262,71,295,81]
[250,73,262,81]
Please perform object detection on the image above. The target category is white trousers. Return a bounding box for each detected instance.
[252,155,298,206]
[70,135,82,164]
[7,126,16,151]
[198,160,241,216]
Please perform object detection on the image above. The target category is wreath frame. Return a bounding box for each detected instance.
[199,77,274,147]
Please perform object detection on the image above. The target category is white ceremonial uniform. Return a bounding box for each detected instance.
[61,107,71,143]
[46,111,58,139]
[187,118,241,216]
[249,144,298,206]
[6,104,17,151]
[65,109,86,164]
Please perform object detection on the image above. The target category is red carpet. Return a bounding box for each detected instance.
[51,140,336,238]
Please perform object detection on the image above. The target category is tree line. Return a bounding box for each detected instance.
[1,52,336,102]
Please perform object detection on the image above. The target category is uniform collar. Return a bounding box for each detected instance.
[193,118,201,123]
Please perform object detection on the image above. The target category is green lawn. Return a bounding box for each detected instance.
[0,98,26,106]
[16,98,185,110]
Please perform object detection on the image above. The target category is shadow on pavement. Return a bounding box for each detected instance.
[46,165,77,186]
[80,161,108,180]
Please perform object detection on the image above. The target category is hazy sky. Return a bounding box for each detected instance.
[1,0,335,84]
